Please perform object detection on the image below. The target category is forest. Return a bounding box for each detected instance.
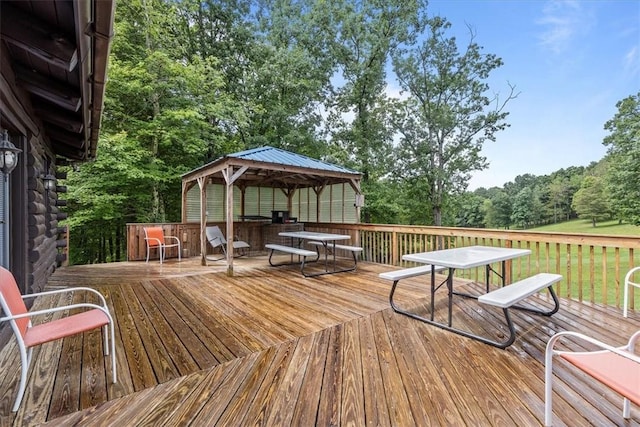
[62,0,640,264]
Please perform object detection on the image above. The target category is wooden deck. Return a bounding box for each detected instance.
[1,256,639,426]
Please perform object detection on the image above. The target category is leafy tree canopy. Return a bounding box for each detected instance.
[603,92,640,225]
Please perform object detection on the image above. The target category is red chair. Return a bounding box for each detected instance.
[143,226,181,264]
[545,330,640,425]
[0,266,117,412]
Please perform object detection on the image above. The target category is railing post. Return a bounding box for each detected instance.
[392,229,398,266]
[505,240,513,284]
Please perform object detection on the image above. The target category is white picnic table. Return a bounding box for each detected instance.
[277,231,354,277]
[394,245,540,347]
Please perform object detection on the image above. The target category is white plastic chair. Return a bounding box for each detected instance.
[544,330,640,426]
[624,266,640,317]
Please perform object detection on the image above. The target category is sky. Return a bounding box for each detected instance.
[400,0,640,190]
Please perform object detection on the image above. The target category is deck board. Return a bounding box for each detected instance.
[0,257,639,426]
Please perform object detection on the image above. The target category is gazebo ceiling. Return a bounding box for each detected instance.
[182,146,362,190]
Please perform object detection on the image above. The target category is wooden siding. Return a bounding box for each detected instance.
[0,257,638,426]
[0,0,113,298]
[26,139,59,294]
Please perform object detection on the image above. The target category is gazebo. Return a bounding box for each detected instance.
[181,146,363,275]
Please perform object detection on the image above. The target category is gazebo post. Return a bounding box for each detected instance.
[314,184,325,222]
[224,165,234,276]
[221,165,247,276]
[198,176,207,266]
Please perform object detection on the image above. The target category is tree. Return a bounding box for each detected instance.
[321,0,428,222]
[64,133,148,263]
[510,187,544,229]
[546,168,583,223]
[454,193,485,228]
[487,190,512,229]
[572,175,611,227]
[504,173,537,198]
[603,92,640,225]
[360,178,408,224]
[64,0,242,263]
[391,17,517,225]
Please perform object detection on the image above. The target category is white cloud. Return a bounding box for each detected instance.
[536,0,590,54]
[624,46,640,77]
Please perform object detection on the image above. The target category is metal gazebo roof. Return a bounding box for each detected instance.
[182,146,362,189]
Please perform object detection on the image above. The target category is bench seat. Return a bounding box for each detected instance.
[477,272,562,348]
[306,241,363,274]
[307,241,363,253]
[265,244,319,276]
[478,273,562,308]
[265,244,317,258]
[379,265,447,282]
[385,264,450,331]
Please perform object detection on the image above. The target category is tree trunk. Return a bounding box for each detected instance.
[433,207,442,227]
[116,225,122,262]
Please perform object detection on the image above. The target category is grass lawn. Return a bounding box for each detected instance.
[530,218,640,236]
[527,219,640,305]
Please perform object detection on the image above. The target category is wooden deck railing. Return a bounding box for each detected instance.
[126,222,640,309]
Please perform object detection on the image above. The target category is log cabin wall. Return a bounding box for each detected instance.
[0,0,115,351]
[0,44,62,296]
[25,136,59,295]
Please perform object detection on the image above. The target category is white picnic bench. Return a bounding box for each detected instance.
[379,264,447,282]
[477,272,561,347]
[307,241,363,270]
[265,243,318,275]
[268,231,362,277]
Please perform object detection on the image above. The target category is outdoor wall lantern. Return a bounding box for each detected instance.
[0,129,22,175]
[42,173,56,191]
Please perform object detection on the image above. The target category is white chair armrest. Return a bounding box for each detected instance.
[547,331,640,363]
[164,235,181,245]
[0,303,112,323]
[623,267,640,317]
[625,266,640,286]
